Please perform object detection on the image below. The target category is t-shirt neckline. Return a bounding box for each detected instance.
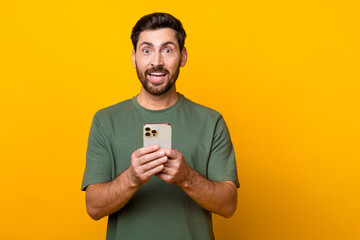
[132,93,184,115]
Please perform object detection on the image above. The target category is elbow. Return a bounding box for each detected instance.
[213,201,237,218]
[220,183,238,218]
[221,204,237,218]
[85,186,105,221]
[219,192,237,218]
[226,206,237,218]
[86,205,104,221]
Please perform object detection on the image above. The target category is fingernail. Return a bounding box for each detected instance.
[153,145,159,150]
[159,151,165,155]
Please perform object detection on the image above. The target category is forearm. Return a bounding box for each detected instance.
[85,168,139,220]
[85,145,169,220]
[181,170,237,218]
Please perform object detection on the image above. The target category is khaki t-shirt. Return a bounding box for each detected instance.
[82,93,239,240]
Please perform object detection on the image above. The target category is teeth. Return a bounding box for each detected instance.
[149,72,166,76]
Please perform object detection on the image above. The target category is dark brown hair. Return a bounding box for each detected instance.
[131,12,187,51]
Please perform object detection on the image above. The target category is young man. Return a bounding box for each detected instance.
[82,12,239,240]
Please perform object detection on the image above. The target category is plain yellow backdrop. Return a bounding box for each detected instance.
[1,0,359,239]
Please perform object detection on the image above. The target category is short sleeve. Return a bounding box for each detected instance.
[81,113,113,191]
[207,116,239,188]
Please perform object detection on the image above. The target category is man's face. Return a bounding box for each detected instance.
[132,28,187,96]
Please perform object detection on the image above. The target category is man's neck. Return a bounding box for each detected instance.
[137,86,179,110]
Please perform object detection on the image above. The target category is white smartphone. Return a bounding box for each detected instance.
[143,123,172,149]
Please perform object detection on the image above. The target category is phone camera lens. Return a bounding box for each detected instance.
[145,132,151,136]
[145,127,150,131]
[151,130,157,134]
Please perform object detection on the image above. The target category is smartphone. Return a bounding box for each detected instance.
[143,123,172,149]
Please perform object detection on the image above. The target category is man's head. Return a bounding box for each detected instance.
[131,13,187,96]
[131,13,187,52]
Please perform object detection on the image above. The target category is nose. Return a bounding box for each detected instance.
[151,51,164,67]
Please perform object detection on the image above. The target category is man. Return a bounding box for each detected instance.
[82,12,239,240]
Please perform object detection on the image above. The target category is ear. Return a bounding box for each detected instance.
[180,47,187,67]
[132,49,136,68]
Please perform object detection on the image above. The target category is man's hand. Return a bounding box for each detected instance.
[85,144,167,220]
[128,145,169,187]
[155,148,191,187]
[156,148,237,218]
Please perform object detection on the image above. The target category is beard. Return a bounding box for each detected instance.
[135,63,181,96]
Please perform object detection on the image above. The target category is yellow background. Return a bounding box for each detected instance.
[1,0,359,239]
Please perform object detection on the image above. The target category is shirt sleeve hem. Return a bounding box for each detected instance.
[81,177,112,191]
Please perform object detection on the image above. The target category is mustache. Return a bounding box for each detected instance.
[145,66,169,75]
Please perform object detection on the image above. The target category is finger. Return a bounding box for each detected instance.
[160,163,173,172]
[158,165,168,175]
[144,164,165,177]
[155,172,172,183]
[132,145,160,158]
[130,156,167,183]
[161,148,177,159]
[155,172,167,179]
[141,156,168,173]
[138,150,166,165]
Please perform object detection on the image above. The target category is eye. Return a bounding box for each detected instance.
[164,48,172,54]
[143,48,150,54]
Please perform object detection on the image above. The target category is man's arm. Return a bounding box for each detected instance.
[181,174,237,218]
[85,168,139,220]
[85,145,168,220]
[156,149,237,218]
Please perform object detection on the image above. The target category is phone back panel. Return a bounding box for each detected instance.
[143,123,172,149]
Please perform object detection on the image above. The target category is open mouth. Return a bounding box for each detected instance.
[147,72,168,82]
[148,72,167,77]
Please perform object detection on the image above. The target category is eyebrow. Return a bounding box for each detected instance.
[139,41,177,48]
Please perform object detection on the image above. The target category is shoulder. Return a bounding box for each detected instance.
[93,98,134,122]
[181,94,223,120]
[90,98,137,136]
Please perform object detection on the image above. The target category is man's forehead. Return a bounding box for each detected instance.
[137,28,178,47]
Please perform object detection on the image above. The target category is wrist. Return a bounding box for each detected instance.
[123,168,142,189]
[179,166,197,189]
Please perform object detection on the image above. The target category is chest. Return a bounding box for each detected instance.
[110,115,214,178]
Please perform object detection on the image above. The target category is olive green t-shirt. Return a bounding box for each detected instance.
[81,93,239,240]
